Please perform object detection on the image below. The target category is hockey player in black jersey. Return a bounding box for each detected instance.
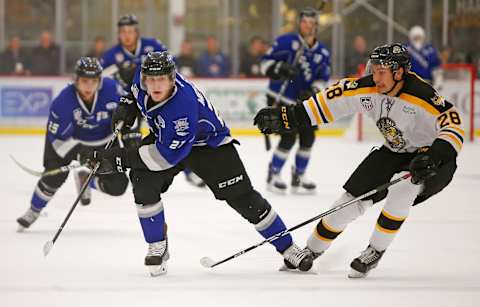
[255,43,463,277]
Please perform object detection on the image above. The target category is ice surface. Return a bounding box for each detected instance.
[1,135,479,307]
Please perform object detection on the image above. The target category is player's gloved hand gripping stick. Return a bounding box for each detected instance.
[43,122,124,257]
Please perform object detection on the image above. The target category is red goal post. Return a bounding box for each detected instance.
[353,63,476,142]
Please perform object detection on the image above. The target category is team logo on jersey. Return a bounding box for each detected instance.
[431,93,445,107]
[376,117,406,150]
[173,117,189,136]
[292,40,300,51]
[360,97,373,111]
[106,102,118,110]
[383,97,395,113]
[115,53,125,63]
[402,105,416,115]
[346,80,359,89]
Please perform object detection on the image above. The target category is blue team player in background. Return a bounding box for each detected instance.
[102,14,205,188]
[16,57,129,231]
[406,25,443,89]
[81,51,314,276]
[260,7,330,194]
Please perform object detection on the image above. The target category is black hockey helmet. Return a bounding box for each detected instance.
[74,57,103,79]
[118,14,139,27]
[368,43,411,72]
[141,51,176,80]
[299,7,319,23]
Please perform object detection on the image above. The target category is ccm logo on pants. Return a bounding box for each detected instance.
[218,175,244,189]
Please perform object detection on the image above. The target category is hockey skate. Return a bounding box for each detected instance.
[73,169,91,205]
[348,245,385,278]
[291,167,316,194]
[280,246,323,272]
[145,239,170,277]
[267,163,287,194]
[281,244,314,272]
[185,171,206,188]
[16,208,40,232]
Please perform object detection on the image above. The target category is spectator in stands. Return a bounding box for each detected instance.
[239,36,265,77]
[405,25,442,89]
[345,35,368,77]
[175,40,197,77]
[86,36,107,59]
[0,36,30,75]
[29,31,60,76]
[196,36,230,77]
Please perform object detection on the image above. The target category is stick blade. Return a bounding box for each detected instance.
[200,257,216,268]
[43,240,54,257]
[9,155,42,177]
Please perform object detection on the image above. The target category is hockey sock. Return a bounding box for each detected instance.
[307,192,373,253]
[307,218,342,253]
[30,180,57,211]
[270,148,289,173]
[294,148,312,175]
[255,209,292,253]
[137,201,166,243]
[369,173,420,251]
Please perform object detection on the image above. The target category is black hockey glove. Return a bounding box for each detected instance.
[409,153,438,185]
[254,105,299,134]
[114,62,137,88]
[80,147,129,175]
[121,130,143,148]
[266,61,298,80]
[112,95,139,132]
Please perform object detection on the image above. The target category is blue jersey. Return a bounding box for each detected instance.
[46,78,124,158]
[101,37,167,70]
[262,33,330,102]
[130,71,232,171]
[196,52,230,77]
[405,43,441,82]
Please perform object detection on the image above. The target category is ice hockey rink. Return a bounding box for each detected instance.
[1,135,478,307]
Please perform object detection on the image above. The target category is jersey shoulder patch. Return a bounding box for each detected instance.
[401,73,452,113]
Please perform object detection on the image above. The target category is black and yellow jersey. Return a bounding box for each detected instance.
[302,72,464,154]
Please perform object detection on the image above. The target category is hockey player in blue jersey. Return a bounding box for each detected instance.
[260,7,330,194]
[101,14,167,89]
[16,57,129,231]
[102,14,205,188]
[80,51,314,276]
[406,25,443,89]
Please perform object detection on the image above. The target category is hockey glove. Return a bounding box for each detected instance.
[80,147,129,175]
[409,153,438,185]
[266,61,298,80]
[112,95,139,132]
[254,105,298,134]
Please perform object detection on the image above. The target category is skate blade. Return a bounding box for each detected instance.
[16,225,27,233]
[279,264,318,274]
[348,268,367,279]
[291,187,317,195]
[148,264,167,277]
[266,185,287,195]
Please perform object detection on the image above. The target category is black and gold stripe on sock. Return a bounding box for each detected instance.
[375,210,406,234]
[314,219,342,242]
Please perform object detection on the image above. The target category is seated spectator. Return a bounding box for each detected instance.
[29,31,60,76]
[196,36,230,77]
[0,36,30,75]
[345,35,368,77]
[239,36,266,77]
[175,40,197,77]
[86,36,107,59]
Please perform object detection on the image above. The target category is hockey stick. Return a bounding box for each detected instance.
[264,37,308,150]
[43,122,124,257]
[200,172,412,268]
[10,155,84,178]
